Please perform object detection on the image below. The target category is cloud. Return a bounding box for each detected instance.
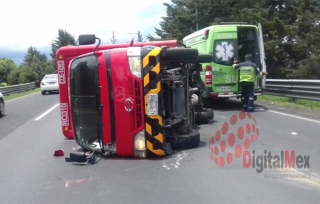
[0,0,172,50]
[0,0,173,65]
[0,46,52,66]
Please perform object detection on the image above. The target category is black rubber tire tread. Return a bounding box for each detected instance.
[162,48,198,62]
[0,100,4,117]
[195,108,214,124]
[167,130,200,150]
[195,54,213,64]
[41,91,45,95]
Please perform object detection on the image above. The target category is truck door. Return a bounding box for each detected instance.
[257,23,267,90]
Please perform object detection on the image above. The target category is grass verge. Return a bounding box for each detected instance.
[3,88,41,101]
[258,95,320,112]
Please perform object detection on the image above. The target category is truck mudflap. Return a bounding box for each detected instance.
[141,46,172,157]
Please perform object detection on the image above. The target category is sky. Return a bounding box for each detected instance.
[0,0,172,65]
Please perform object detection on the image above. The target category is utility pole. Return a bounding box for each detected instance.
[111,31,117,44]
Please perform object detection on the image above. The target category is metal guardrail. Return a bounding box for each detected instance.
[0,82,36,96]
[265,79,320,101]
[1,80,318,102]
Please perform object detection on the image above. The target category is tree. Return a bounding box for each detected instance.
[19,66,37,84]
[0,58,18,84]
[148,0,255,41]
[30,56,55,87]
[151,1,196,41]
[7,69,21,85]
[51,29,76,69]
[137,31,144,42]
[146,34,162,41]
[150,0,320,79]
[23,46,47,64]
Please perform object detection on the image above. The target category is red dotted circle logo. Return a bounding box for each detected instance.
[209,111,259,167]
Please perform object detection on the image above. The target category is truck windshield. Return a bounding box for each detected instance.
[70,55,101,150]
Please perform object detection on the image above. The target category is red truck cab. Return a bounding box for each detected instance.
[57,40,185,139]
[59,34,214,158]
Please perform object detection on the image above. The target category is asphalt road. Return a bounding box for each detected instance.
[0,94,319,204]
[0,92,60,140]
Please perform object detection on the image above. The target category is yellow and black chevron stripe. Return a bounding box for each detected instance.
[141,46,166,157]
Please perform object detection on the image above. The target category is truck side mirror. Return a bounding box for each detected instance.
[78,34,96,45]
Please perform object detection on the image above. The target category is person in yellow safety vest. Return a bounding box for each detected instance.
[233,54,268,112]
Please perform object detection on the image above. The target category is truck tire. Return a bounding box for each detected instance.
[195,108,214,124]
[195,54,213,64]
[162,48,198,62]
[167,130,200,150]
[0,100,4,117]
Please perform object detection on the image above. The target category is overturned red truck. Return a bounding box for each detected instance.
[57,34,214,158]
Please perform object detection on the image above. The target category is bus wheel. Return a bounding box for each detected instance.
[162,48,198,62]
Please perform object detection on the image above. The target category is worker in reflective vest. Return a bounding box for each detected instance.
[233,54,268,112]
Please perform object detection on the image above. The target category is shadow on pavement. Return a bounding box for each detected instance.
[104,141,208,162]
[204,98,269,112]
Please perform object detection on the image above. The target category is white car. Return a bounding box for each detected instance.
[40,74,59,95]
[0,92,4,117]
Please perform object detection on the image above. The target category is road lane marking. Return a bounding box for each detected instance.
[34,103,59,121]
[269,110,320,124]
[216,115,227,119]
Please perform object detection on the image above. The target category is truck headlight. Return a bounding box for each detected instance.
[128,57,141,78]
[134,130,146,151]
[133,130,146,158]
[127,47,142,78]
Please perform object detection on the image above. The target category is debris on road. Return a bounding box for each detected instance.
[65,152,97,165]
[53,149,64,157]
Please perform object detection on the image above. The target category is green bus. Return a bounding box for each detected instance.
[182,22,266,100]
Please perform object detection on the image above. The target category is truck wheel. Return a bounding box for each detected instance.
[195,108,214,124]
[0,100,4,117]
[162,48,198,62]
[167,130,200,150]
[195,54,213,64]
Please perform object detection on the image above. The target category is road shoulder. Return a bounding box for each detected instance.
[255,100,320,121]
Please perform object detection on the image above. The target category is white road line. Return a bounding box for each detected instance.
[216,115,227,119]
[34,103,60,121]
[268,110,320,124]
